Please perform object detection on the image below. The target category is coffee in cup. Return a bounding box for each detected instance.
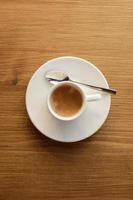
[50,85,83,117]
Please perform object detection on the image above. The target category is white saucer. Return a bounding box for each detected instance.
[26,56,111,142]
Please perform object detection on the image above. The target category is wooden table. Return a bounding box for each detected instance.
[0,1,133,199]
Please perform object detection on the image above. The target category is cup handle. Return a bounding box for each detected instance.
[86,94,102,102]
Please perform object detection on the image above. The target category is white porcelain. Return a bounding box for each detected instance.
[26,56,111,142]
[47,81,102,121]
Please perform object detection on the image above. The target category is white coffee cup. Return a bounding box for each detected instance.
[47,81,101,121]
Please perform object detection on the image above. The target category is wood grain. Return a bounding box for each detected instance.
[0,0,133,199]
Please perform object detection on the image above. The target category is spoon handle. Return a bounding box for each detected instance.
[70,79,117,95]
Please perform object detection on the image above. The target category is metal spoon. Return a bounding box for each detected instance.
[45,71,117,95]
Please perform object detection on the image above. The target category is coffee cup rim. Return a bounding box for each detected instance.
[47,81,86,121]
